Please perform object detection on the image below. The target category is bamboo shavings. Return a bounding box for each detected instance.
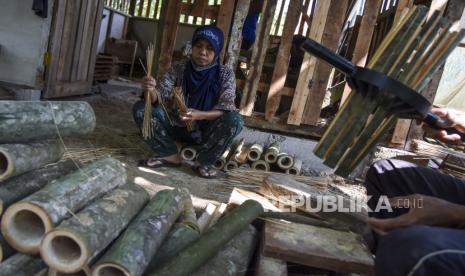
[142,44,155,139]
[63,147,142,164]
[411,139,465,160]
[172,86,193,131]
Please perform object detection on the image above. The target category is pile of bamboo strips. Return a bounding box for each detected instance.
[410,139,465,160]
[315,5,465,177]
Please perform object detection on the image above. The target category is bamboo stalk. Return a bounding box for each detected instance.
[264,142,280,163]
[172,87,193,131]
[180,146,197,161]
[251,160,270,171]
[277,153,294,170]
[247,144,264,162]
[286,159,303,175]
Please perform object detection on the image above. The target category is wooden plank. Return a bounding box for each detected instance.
[155,0,182,78]
[237,80,294,97]
[301,0,349,126]
[146,0,153,17]
[263,221,374,274]
[180,2,219,18]
[57,0,79,82]
[273,0,287,35]
[340,0,383,105]
[216,0,236,62]
[255,233,288,276]
[87,0,105,82]
[393,0,413,25]
[70,0,87,82]
[190,0,207,17]
[44,0,68,98]
[244,114,324,139]
[239,0,278,116]
[76,0,95,81]
[224,0,251,71]
[298,0,311,35]
[265,1,301,121]
[287,0,332,125]
[129,0,137,15]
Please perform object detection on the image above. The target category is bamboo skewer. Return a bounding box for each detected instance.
[173,87,194,131]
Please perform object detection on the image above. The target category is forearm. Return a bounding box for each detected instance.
[200,110,224,120]
[449,203,465,228]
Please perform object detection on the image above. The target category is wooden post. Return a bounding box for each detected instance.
[340,0,383,106]
[129,0,137,15]
[155,0,182,78]
[287,0,333,125]
[239,0,278,116]
[224,0,251,71]
[300,0,350,125]
[265,1,301,121]
[216,0,236,62]
[405,0,465,149]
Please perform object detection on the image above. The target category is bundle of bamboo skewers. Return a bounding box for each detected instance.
[172,86,193,131]
[314,5,465,177]
[142,44,155,139]
[411,139,465,160]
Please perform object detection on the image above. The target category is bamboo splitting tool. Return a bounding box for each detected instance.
[299,5,465,177]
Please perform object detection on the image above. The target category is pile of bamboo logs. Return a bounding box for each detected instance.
[315,5,465,177]
[0,100,268,276]
[180,139,304,175]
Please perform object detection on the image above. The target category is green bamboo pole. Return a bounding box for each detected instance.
[147,200,264,276]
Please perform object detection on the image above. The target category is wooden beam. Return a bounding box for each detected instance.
[216,0,236,62]
[236,80,294,97]
[340,0,383,105]
[180,2,219,18]
[265,1,301,121]
[255,233,288,276]
[287,0,332,125]
[128,0,137,15]
[240,0,278,116]
[224,0,251,71]
[301,0,349,126]
[393,0,414,25]
[155,0,182,78]
[262,221,374,274]
[273,0,287,35]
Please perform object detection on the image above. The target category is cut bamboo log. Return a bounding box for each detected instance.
[92,189,184,276]
[180,146,197,161]
[192,225,258,276]
[179,190,200,233]
[145,196,202,272]
[224,160,239,171]
[0,253,46,276]
[0,160,78,215]
[1,158,126,254]
[264,142,280,164]
[0,101,96,143]
[239,163,251,169]
[247,144,263,162]
[277,153,294,170]
[214,148,230,170]
[0,141,64,182]
[263,221,374,274]
[0,233,15,262]
[148,200,264,276]
[233,144,250,164]
[41,184,149,273]
[286,159,302,175]
[251,160,270,171]
[48,267,91,276]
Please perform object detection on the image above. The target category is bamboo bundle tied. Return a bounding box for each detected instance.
[313,5,465,177]
[142,44,156,139]
[173,87,193,131]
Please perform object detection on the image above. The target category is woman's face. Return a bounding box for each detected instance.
[191,39,216,66]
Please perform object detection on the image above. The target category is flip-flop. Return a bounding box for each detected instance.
[192,165,222,179]
[138,157,181,169]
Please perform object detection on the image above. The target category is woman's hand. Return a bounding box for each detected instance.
[180,109,205,122]
[423,108,465,144]
[142,76,158,104]
[367,194,465,234]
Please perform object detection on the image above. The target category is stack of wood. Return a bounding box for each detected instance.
[94,54,118,81]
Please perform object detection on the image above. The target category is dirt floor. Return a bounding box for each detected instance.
[55,84,367,204]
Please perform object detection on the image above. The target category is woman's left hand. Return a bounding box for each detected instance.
[180,109,205,122]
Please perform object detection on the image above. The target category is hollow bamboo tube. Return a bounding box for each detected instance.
[247,144,263,162]
[264,142,280,163]
[286,159,303,175]
[277,153,294,170]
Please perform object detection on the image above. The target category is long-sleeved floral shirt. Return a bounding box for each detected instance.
[156,59,237,127]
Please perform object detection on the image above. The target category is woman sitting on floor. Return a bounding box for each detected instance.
[133,25,243,178]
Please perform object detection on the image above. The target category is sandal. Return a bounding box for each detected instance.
[138,157,181,169]
[192,165,222,179]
